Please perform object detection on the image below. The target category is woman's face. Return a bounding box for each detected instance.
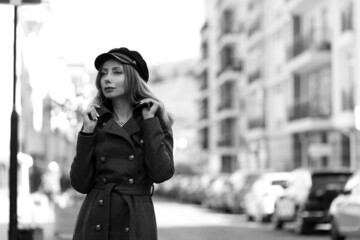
[100,59,127,99]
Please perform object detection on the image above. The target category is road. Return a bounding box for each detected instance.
[0,196,331,240]
[155,197,329,240]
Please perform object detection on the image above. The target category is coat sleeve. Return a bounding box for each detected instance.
[70,132,96,194]
[142,117,175,183]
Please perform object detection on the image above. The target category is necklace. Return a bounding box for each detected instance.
[114,111,131,128]
[116,120,125,127]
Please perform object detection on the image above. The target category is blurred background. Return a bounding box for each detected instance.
[1,0,360,239]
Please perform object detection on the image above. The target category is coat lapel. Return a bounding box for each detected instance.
[98,104,142,150]
[123,117,140,136]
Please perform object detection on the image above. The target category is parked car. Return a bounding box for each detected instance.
[329,170,360,240]
[243,171,291,222]
[202,173,231,211]
[272,168,352,234]
[192,174,217,205]
[225,170,262,213]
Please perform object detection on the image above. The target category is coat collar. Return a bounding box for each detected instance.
[97,103,143,150]
[97,102,144,120]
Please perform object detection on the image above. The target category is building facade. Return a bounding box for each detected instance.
[199,0,360,174]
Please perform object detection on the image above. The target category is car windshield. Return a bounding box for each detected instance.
[271,180,287,188]
[312,173,351,191]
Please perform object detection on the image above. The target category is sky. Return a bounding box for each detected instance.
[47,0,206,67]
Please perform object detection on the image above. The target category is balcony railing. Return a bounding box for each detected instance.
[200,100,209,120]
[218,138,235,147]
[248,69,262,83]
[218,119,236,147]
[200,70,208,90]
[247,17,262,37]
[248,117,265,129]
[217,59,243,76]
[218,131,236,147]
[218,82,235,111]
[288,27,331,59]
[200,128,209,150]
[218,101,234,111]
[287,99,331,121]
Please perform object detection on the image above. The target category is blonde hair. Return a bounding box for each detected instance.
[94,63,174,128]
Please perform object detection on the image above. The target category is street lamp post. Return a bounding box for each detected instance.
[0,1,41,240]
[9,5,19,240]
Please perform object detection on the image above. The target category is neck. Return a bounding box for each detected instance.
[112,98,133,121]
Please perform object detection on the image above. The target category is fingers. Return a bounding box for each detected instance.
[140,98,162,117]
[83,103,100,121]
[140,98,161,108]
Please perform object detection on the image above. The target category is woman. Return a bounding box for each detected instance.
[70,47,175,240]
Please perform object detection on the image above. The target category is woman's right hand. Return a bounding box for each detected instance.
[81,103,100,133]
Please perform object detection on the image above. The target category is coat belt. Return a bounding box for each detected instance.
[94,183,153,240]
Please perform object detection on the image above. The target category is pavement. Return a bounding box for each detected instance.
[0,196,331,240]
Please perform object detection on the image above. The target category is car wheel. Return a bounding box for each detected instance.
[261,214,271,223]
[294,210,311,235]
[246,213,254,222]
[331,219,345,240]
[272,211,284,229]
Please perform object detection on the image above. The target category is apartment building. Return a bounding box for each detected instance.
[199,0,246,174]
[200,0,360,174]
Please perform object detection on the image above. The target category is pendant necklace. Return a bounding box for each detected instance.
[116,120,125,127]
[115,113,126,127]
[114,110,131,128]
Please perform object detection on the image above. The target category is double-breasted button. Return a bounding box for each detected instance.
[128,155,135,161]
[100,157,106,163]
[102,177,107,183]
[128,178,134,184]
[98,199,104,206]
[102,122,107,127]
[124,227,130,232]
[95,224,102,231]
[140,139,144,144]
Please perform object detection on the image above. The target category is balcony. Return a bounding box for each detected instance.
[218,81,236,114]
[248,68,262,84]
[199,69,208,90]
[287,28,331,73]
[200,127,209,150]
[247,17,262,38]
[218,45,243,76]
[287,99,331,121]
[218,118,236,147]
[199,99,209,120]
[218,60,243,77]
[248,117,265,129]
[218,101,234,111]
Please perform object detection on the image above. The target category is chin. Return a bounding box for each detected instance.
[104,93,125,99]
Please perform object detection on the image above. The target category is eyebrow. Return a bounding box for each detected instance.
[102,66,124,71]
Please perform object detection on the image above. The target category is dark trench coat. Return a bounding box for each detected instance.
[70,104,175,240]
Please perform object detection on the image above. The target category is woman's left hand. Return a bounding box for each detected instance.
[140,98,163,119]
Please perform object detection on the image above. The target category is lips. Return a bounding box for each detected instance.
[104,87,115,91]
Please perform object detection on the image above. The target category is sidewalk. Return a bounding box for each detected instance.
[0,222,58,240]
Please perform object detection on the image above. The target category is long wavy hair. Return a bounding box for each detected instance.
[93,63,174,128]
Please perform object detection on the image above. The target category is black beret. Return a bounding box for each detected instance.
[94,47,149,82]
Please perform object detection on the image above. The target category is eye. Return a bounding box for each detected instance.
[100,71,107,76]
[114,71,123,75]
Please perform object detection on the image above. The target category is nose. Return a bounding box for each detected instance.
[104,79,111,84]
